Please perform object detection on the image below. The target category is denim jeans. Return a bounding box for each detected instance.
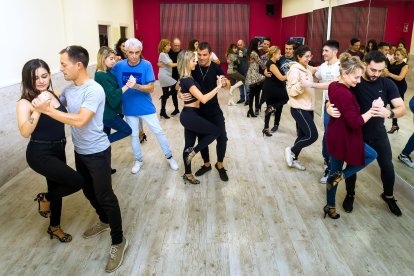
[239,84,250,102]
[103,115,132,143]
[327,143,377,206]
[322,104,330,164]
[126,114,173,161]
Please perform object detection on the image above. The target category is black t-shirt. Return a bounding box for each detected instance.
[351,77,400,139]
[168,49,181,80]
[179,77,199,104]
[191,62,225,115]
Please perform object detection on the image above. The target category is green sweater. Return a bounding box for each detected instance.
[94,71,122,120]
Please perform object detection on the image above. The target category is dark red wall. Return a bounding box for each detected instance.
[132,0,412,74]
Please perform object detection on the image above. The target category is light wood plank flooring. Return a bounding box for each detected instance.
[1,84,413,275]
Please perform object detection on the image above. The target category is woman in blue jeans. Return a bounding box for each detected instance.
[324,53,379,219]
[398,96,414,168]
[95,47,133,173]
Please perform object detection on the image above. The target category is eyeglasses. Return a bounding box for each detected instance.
[303,55,313,60]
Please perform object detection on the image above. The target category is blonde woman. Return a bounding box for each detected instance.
[385,47,409,133]
[260,46,287,136]
[158,39,177,119]
[177,50,223,184]
[95,46,133,144]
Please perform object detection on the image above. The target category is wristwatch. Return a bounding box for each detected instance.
[388,109,395,119]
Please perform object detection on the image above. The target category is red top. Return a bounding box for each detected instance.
[327,82,366,166]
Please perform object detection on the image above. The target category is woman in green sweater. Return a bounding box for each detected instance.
[95,47,132,144]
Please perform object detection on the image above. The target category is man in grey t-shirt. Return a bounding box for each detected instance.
[33,45,128,273]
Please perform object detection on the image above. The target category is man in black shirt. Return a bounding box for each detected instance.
[328,50,406,216]
[190,42,231,181]
[168,37,181,116]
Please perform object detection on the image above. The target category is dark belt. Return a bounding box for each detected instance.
[30,138,66,144]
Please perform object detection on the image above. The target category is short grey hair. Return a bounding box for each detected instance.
[125,38,143,51]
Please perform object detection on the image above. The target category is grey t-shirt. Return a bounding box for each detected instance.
[60,79,110,154]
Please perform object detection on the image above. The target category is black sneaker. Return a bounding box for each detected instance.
[342,194,354,213]
[194,165,212,176]
[215,163,229,181]
[236,99,245,104]
[270,125,279,133]
[380,193,402,216]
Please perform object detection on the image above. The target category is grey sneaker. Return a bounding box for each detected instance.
[105,237,129,273]
[83,221,110,239]
[398,153,414,168]
[292,160,306,170]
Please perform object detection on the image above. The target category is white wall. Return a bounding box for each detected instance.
[0,0,134,88]
[0,0,134,187]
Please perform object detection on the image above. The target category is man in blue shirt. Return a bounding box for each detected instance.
[111,38,179,174]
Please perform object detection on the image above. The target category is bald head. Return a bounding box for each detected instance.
[172,38,181,52]
[237,40,245,50]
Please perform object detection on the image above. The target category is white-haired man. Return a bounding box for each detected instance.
[111,38,179,173]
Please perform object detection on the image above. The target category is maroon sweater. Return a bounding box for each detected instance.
[327,82,365,166]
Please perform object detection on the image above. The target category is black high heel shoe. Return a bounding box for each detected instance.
[247,110,257,118]
[182,174,200,185]
[262,128,272,137]
[34,193,50,218]
[326,171,344,190]
[323,205,340,219]
[265,106,275,115]
[139,133,147,143]
[47,225,72,243]
[387,125,399,134]
[160,112,170,119]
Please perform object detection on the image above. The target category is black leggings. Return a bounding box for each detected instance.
[161,85,177,113]
[290,108,318,158]
[180,107,220,174]
[26,140,83,226]
[264,98,288,129]
[248,83,262,111]
[345,136,395,197]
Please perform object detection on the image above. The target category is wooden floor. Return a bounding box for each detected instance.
[1,85,414,275]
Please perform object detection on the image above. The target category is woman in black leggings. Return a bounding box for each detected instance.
[177,50,223,184]
[17,59,83,242]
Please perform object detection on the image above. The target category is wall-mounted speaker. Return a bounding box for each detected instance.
[266,4,274,16]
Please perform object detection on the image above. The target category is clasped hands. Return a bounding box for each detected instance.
[32,91,53,113]
[126,75,136,89]
[328,97,386,118]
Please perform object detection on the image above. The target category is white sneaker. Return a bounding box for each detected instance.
[131,161,143,174]
[285,147,293,167]
[167,157,179,171]
[292,160,306,170]
[398,153,414,168]
[320,166,329,184]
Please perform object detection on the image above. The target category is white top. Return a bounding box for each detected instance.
[315,60,340,100]
[158,52,177,87]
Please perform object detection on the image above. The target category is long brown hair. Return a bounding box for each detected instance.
[20,59,53,101]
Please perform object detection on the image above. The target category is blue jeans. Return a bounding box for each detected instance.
[402,97,414,156]
[103,115,132,143]
[327,143,377,206]
[322,104,330,164]
[239,84,250,102]
[126,114,173,161]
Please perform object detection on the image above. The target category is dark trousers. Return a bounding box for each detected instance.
[290,108,318,158]
[198,111,228,165]
[248,83,262,111]
[75,147,123,244]
[161,85,178,113]
[26,140,83,226]
[345,136,395,197]
[180,107,220,174]
[264,98,287,129]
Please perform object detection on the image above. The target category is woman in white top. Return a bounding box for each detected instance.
[158,39,177,119]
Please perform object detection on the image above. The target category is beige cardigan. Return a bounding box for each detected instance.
[286,62,317,111]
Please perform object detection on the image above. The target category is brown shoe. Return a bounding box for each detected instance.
[105,237,129,273]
